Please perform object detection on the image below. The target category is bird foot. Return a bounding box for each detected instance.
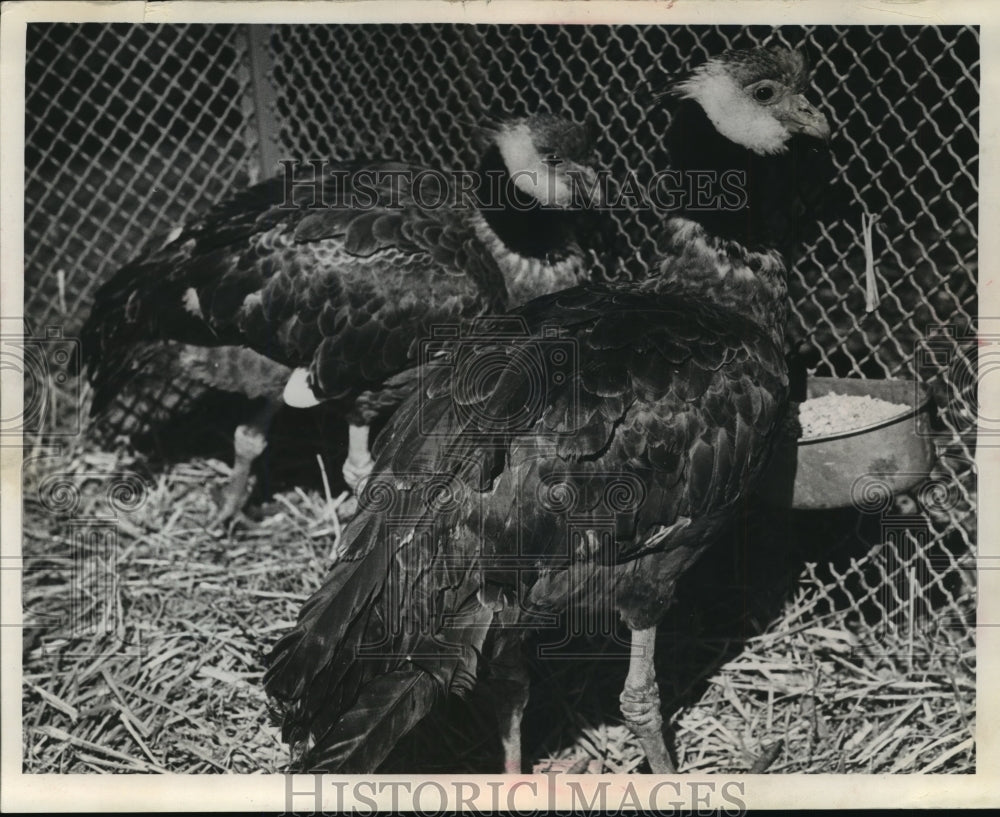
[206,501,253,538]
[208,423,268,532]
[620,682,676,774]
[208,480,241,523]
[532,757,596,774]
[620,681,663,731]
[342,454,374,491]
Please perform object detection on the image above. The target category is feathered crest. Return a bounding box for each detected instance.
[710,46,810,91]
[645,45,812,103]
[467,113,597,160]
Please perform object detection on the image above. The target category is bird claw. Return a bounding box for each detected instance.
[620,682,675,773]
[532,757,595,774]
[619,684,663,733]
[207,485,255,536]
[620,706,660,730]
[207,508,250,539]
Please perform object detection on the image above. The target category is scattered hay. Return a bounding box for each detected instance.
[21,444,337,773]
[20,442,976,774]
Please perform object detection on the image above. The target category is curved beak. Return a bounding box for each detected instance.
[779,94,831,142]
[465,115,505,149]
[634,79,674,107]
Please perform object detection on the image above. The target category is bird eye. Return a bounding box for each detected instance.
[753,85,776,103]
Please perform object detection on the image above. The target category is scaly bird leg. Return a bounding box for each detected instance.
[342,423,375,491]
[212,397,281,527]
[620,626,675,774]
[490,635,530,774]
[482,586,529,774]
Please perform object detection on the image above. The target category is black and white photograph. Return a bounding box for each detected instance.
[1,0,994,811]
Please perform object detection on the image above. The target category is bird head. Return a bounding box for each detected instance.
[477,113,603,208]
[670,46,831,155]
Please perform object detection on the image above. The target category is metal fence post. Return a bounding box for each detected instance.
[245,24,281,181]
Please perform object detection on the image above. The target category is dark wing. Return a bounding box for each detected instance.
[77,163,510,413]
[264,282,788,771]
[380,284,788,561]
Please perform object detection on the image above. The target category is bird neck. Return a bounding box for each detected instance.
[645,97,832,341]
[470,144,592,307]
[665,98,830,254]
[475,144,585,262]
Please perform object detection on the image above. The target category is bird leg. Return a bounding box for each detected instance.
[342,423,375,491]
[212,397,281,527]
[620,626,675,774]
[489,631,530,774]
[482,585,529,774]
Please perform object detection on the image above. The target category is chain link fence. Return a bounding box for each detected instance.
[23,21,977,747]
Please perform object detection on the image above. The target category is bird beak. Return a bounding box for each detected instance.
[634,79,672,107]
[778,94,831,142]
[466,116,504,149]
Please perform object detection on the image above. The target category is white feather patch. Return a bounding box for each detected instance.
[181,287,203,317]
[159,225,184,251]
[495,123,572,207]
[678,70,789,156]
[283,367,321,408]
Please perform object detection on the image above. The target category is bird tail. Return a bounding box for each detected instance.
[264,493,492,773]
[73,250,234,414]
[75,261,161,407]
[73,176,294,408]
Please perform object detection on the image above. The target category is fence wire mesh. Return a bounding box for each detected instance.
[22,21,978,761]
[25,24,263,331]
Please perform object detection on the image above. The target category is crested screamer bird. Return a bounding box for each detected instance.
[74,115,604,523]
[264,45,833,773]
